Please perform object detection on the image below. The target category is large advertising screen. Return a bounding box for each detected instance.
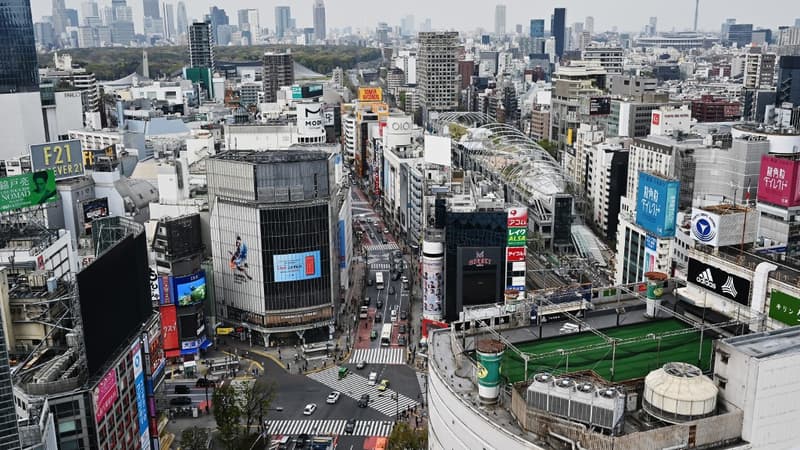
[687,257,751,305]
[589,97,612,115]
[338,219,346,269]
[757,155,800,207]
[29,139,84,180]
[0,170,58,212]
[636,172,679,238]
[160,304,179,351]
[173,271,206,306]
[82,197,109,234]
[93,368,118,423]
[131,342,151,450]
[291,84,324,99]
[273,251,322,282]
[358,87,383,102]
[769,290,800,326]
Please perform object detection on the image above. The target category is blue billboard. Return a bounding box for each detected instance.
[338,220,346,269]
[273,251,322,282]
[173,271,206,306]
[636,172,679,238]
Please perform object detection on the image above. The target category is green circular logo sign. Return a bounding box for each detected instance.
[477,362,488,379]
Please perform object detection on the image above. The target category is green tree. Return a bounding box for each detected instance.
[240,378,276,431]
[213,383,243,450]
[180,427,210,450]
[387,422,427,450]
[448,123,468,141]
[537,139,559,159]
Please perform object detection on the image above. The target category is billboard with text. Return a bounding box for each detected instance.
[160,305,179,351]
[273,251,322,282]
[758,155,800,207]
[768,290,800,326]
[358,87,383,102]
[29,139,84,180]
[93,368,118,423]
[636,172,679,238]
[688,258,751,305]
[0,170,58,212]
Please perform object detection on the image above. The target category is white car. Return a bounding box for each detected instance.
[326,391,341,404]
[368,371,378,385]
[303,403,317,416]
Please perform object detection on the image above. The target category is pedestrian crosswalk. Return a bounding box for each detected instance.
[369,263,391,270]
[265,419,394,437]
[365,243,400,252]
[307,367,419,417]
[350,348,405,365]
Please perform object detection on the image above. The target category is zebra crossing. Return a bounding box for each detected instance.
[369,262,391,270]
[307,367,419,417]
[350,348,405,365]
[265,419,394,437]
[365,243,400,252]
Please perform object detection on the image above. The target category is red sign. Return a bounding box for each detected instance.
[148,331,164,375]
[507,207,528,227]
[652,112,660,125]
[373,171,380,195]
[421,318,449,338]
[758,155,800,207]
[506,247,526,262]
[160,304,179,351]
[94,368,119,423]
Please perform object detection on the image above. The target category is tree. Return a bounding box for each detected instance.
[537,139,559,159]
[387,422,427,450]
[180,427,210,450]
[240,378,276,431]
[213,383,243,450]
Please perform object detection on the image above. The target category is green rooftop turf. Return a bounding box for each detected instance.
[501,319,714,383]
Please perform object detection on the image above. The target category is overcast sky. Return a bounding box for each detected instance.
[31,0,799,35]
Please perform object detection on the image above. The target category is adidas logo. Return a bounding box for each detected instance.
[721,277,738,298]
[695,269,716,289]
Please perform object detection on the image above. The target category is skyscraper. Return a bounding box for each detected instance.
[494,4,506,36]
[530,19,544,38]
[1,0,39,94]
[263,51,294,102]
[188,20,214,69]
[163,3,175,39]
[585,16,594,34]
[418,31,459,112]
[208,6,228,44]
[313,0,326,41]
[551,7,566,59]
[143,0,160,19]
[51,0,67,35]
[238,9,260,45]
[176,1,187,34]
[275,6,291,38]
[777,56,800,107]
[80,1,99,25]
[401,15,415,37]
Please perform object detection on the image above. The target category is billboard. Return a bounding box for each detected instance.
[93,368,118,423]
[296,103,324,134]
[0,170,58,212]
[690,207,758,248]
[131,342,151,450]
[82,197,109,234]
[83,144,118,170]
[160,304,179,351]
[173,271,207,306]
[291,84,324,99]
[338,219,346,269]
[506,207,528,228]
[768,290,800,326]
[644,234,658,272]
[358,87,383,102]
[589,97,611,115]
[422,247,444,319]
[636,172,679,238]
[273,251,322,282]
[757,155,800,207]
[29,139,84,180]
[149,268,160,305]
[507,227,527,247]
[506,247,526,262]
[158,275,173,305]
[687,258,751,305]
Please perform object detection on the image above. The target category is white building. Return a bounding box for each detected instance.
[581,47,624,74]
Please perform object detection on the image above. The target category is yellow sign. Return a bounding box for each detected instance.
[216,327,234,336]
[358,87,383,102]
[477,362,488,379]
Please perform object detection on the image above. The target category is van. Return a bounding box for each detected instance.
[359,306,369,319]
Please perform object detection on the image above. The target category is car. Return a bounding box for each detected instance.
[399,324,407,334]
[362,296,371,306]
[391,271,400,281]
[169,396,192,406]
[174,385,191,394]
[367,278,374,286]
[388,286,395,295]
[368,371,378,385]
[303,403,317,416]
[383,228,389,234]
[377,379,390,391]
[357,394,370,408]
[195,378,216,388]
[375,312,382,322]
[356,360,367,370]
[370,329,378,340]
[344,418,356,433]
[400,310,408,320]
[326,391,341,404]
[391,309,398,322]
[398,335,407,346]
[376,299,383,309]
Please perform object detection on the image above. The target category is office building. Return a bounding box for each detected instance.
[418,31,460,112]
[142,0,159,19]
[585,16,594,34]
[551,7,566,59]
[207,6,228,44]
[275,6,291,38]
[727,23,753,47]
[777,56,800,107]
[494,4,506,36]
[163,3,175,39]
[238,9,260,45]
[262,51,294,103]
[176,1,187,35]
[581,47,624,74]
[313,0,326,41]
[188,21,214,69]
[529,19,544,38]
[587,140,628,241]
[744,48,776,89]
[401,15,415,37]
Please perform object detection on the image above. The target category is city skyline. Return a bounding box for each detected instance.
[30,0,798,35]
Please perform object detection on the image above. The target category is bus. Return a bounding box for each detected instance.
[380,323,393,347]
[375,272,385,290]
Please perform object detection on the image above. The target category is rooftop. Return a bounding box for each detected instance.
[211,148,330,164]
[722,325,800,358]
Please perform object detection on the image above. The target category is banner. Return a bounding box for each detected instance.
[0,170,58,212]
[29,140,84,180]
[687,258,751,305]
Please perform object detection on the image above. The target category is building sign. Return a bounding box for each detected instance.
[690,209,719,246]
[589,97,611,115]
[93,368,118,423]
[296,103,324,134]
[158,276,173,305]
[160,305,179,351]
[467,250,493,267]
[636,172,679,238]
[506,247,526,262]
[273,251,322,282]
[82,197,109,234]
[507,228,527,246]
[149,268,160,305]
[130,342,151,450]
[422,255,444,316]
[358,87,383,102]
[652,112,660,125]
[173,271,206,306]
[292,84,324,99]
[768,290,800,326]
[687,258,751,305]
[29,140,84,180]
[83,144,118,170]
[506,207,528,227]
[0,170,58,212]
[757,155,800,207]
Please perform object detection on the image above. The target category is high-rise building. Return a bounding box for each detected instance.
[143,0,160,19]
[401,15,415,37]
[188,20,214,69]
[529,19,544,38]
[418,31,459,112]
[313,0,326,41]
[275,6,291,38]
[727,23,753,47]
[263,51,294,103]
[80,1,98,21]
[0,315,19,449]
[551,7,566,59]
[585,16,594,34]
[176,1,187,34]
[777,56,800,107]
[238,9,260,45]
[0,1,39,94]
[744,47,776,90]
[648,16,657,36]
[163,3,175,39]
[494,4,506,36]
[207,6,228,43]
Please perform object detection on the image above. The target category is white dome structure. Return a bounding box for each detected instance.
[642,362,718,424]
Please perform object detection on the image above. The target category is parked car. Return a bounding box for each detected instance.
[344,418,356,433]
[400,310,408,320]
[358,394,370,408]
[399,324,407,334]
[195,378,216,388]
[170,396,192,406]
[303,403,317,416]
[356,360,367,370]
[174,385,191,394]
[326,391,341,404]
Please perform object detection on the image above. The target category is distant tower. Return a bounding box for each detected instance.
[313,0,326,41]
[142,49,149,79]
[494,4,506,36]
[694,0,700,32]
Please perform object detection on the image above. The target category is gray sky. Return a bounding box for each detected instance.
[31,0,799,35]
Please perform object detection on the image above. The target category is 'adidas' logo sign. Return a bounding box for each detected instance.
[695,269,716,289]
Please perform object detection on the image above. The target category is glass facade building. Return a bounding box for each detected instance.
[0,0,39,94]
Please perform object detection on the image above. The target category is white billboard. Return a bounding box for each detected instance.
[296,103,324,136]
[424,135,452,167]
[385,116,413,148]
[690,207,757,248]
[422,240,444,320]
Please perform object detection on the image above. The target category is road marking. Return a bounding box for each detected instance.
[365,243,400,252]
[307,367,419,417]
[349,348,405,365]
[265,419,394,437]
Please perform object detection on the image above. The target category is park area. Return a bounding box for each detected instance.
[502,319,714,383]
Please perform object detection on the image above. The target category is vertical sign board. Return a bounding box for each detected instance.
[131,341,151,450]
[636,172,679,238]
[643,234,658,272]
[768,290,800,326]
[505,207,528,302]
[93,368,118,423]
[29,139,84,180]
